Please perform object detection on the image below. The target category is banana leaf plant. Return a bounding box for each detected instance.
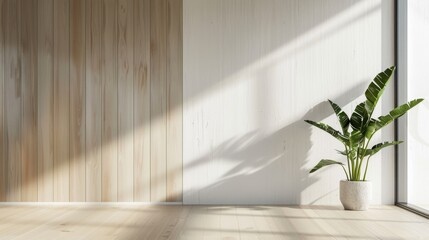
[305,66,423,181]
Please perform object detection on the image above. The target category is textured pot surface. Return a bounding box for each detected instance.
[339,180,372,211]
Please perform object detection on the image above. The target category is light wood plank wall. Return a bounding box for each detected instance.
[0,0,182,202]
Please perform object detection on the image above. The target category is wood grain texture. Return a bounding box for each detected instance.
[150,0,167,202]
[70,0,86,202]
[133,0,151,202]
[0,0,182,203]
[4,0,21,202]
[0,205,429,239]
[20,0,38,202]
[86,0,102,202]
[0,0,5,202]
[101,0,118,202]
[37,0,54,202]
[166,0,183,202]
[53,0,70,202]
[118,0,134,202]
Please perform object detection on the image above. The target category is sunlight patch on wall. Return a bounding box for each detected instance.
[183,0,392,204]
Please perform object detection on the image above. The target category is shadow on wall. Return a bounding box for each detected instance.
[184,0,379,101]
[183,82,367,204]
[182,0,391,205]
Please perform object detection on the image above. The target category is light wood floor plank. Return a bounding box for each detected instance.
[83,207,126,238]
[0,205,427,240]
[114,206,154,240]
[50,206,121,240]
[11,206,76,240]
[0,207,76,239]
[0,206,41,221]
[306,205,378,239]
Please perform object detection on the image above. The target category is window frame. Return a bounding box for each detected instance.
[395,0,429,219]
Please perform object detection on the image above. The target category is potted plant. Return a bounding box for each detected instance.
[305,66,423,210]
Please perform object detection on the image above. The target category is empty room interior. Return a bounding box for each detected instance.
[1,0,429,239]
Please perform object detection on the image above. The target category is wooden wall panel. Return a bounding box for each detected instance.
[150,0,167,202]
[85,0,102,202]
[166,0,183,202]
[118,0,134,202]
[20,0,38,202]
[70,0,86,202]
[53,0,70,202]
[0,0,182,203]
[133,0,151,202]
[101,0,118,202]
[4,0,21,202]
[0,0,5,202]
[37,0,54,202]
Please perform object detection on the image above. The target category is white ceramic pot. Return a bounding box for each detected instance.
[339,180,372,211]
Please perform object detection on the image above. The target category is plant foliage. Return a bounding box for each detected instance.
[305,66,423,181]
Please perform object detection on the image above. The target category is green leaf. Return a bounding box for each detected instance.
[304,120,348,144]
[347,130,363,161]
[365,66,395,117]
[350,102,369,133]
[328,100,350,135]
[336,149,347,155]
[369,98,424,133]
[310,159,344,173]
[365,122,377,139]
[349,130,364,148]
[359,141,403,157]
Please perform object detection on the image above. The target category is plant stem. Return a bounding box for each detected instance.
[356,141,362,179]
[344,145,352,180]
[341,165,349,181]
[347,146,355,180]
[355,142,361,180]
[363,156,372,181]
[358,136,372,180]
[350,150,355,180]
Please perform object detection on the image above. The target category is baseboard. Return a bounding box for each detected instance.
[0,202,183,206]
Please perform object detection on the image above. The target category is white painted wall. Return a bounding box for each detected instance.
[407,0,429,206]
[183,0,395,204]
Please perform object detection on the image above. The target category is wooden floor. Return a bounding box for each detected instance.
[0,205,428,240]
